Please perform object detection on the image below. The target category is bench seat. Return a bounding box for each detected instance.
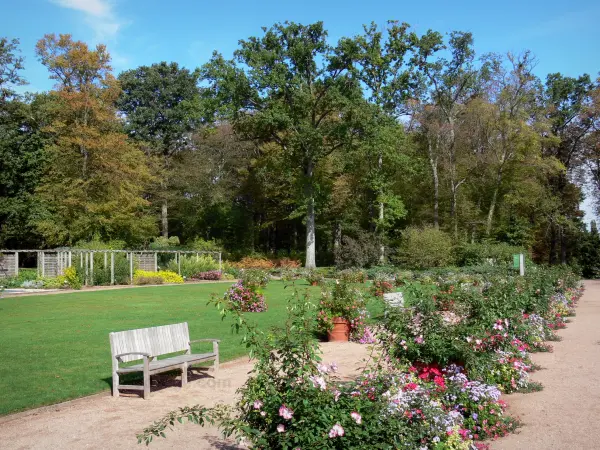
[118,352,216,374]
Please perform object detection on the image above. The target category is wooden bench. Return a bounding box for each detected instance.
[109,322,219,399]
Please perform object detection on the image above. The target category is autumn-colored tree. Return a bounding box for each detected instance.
[34,34,156,245]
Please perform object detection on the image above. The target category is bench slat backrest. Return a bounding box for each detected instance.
[109,322,190,362]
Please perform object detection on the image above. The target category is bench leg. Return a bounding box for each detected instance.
[112,371,119,398]
[143,357,150,399]
[181,363,188,387]
[213,341,220,373]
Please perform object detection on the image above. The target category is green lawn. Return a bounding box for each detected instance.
[0,281,328,416]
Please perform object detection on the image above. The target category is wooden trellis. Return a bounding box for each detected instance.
[0,249,221,286]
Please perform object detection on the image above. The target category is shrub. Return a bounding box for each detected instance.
[240,269,269,289]
[337,268,367,283]
[63,266,82,289]
[189,237,222,252]
[165,254,219,278]
[90,253,131,285]
[224,281,267,312]
[370,280,394,297]
[1,268,38,288]
[134,276,164,285]
[274,257,301,268]
[133,270,183,285]
[190,270,222,281]
[305,270,325,286]
[454,242,527,267]
[149,236,180,249]
[233,257,275,270]
[397,226,454,269]
[334,232,380,269]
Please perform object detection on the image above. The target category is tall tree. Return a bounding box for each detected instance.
[34,34,156,245]
[117,63,202,237]
[0,38,48,247]
[543,73,598,263]
[413,31,481,235]
[200,22,363,268]
[341,21,414,262]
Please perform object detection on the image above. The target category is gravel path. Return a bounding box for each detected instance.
[0,342,370,449]
[493,279,600,450]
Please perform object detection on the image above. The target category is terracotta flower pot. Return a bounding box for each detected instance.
[327,317,350,342]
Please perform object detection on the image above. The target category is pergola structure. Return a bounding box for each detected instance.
[0,249,222,286]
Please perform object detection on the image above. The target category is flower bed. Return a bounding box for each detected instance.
[190,270,222,281]
[139,265,583,448]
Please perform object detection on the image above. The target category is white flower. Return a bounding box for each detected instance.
[350,411,362,424]
[277,424,285,433]
[317,363,329,374]
[328,423,344,438]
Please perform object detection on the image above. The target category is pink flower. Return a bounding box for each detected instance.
[309,375,327,390]
[350,411,362,424]
[328,423,345,438]
[414,335,425,345]
[260,411,266,417]
[277,424,285,433]
[279,404,294,420]
[253,400,263,410]
[333,390,341,401]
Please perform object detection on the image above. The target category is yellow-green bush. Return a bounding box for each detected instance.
[133,270,184,285]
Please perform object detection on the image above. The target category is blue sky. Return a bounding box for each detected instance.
[2,0,599,220]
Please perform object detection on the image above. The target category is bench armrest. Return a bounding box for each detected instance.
[114,352,152,359]
[189,339,220,344]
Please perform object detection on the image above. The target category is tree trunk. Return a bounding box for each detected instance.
[378,200,385,264]
[305,196,316,268]
[333,221,342,255]
[486,186,499,237]
[560,226,567,264]
[428,137,439,229]
[549,223,557,265]
[305,161,316,269]
[378,151,385,264]
[161,200,168,238]
[451,184,458,238]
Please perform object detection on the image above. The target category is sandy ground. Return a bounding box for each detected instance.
[492,280,600,450]
[1,281,597,449]
[0,342,371,449]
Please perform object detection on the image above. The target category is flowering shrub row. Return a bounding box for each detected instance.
[138,265,583,449]
[190,270,222,281]
[132,270,184,285]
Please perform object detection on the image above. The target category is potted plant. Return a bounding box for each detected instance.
[317,280,365,342]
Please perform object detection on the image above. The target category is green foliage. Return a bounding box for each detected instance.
[0,268,37,288]
[164,254,219,278]
[397,226,455,269]
[239,269,269,290]
[133,270,184,285]
[334,232,381,269]
[149,236,180,249]
[454,242,528,267]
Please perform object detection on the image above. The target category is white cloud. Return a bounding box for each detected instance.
[52,0,112,17]
[50,0,124,40]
